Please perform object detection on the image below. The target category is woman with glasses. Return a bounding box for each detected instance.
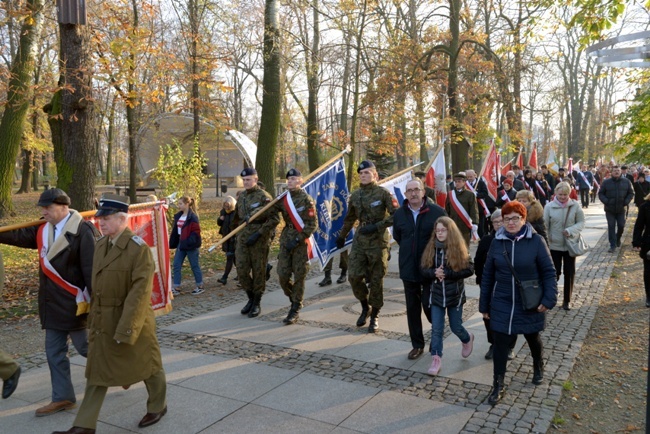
[543,182,585,310]
[420,217,475,376]
[479,201,557,405]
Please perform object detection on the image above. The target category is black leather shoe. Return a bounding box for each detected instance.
[616,239,622,247]
[562,302,571,311]
[488,375,506,405]
[484,345,493,360]
[2,366,20,399]
[266,264,273,281]
[138,406,167,428]
[52,427,96,434]
[532,360,544,385]
[336,272,347,284]
[217,276,227,285]
[407,348,424,360]
[318,273,332,287]
[249,296,262,318]
[646,297,650,308]
[283,309,299,325]
[356,301,370,327]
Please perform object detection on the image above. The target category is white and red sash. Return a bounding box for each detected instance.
[282,192,305,232]
[36,223,90,316]
[535,181,547,198]
[500,190,511,203]
[465,180,490,217]
[450,190,479,241]
[578,171,593,190]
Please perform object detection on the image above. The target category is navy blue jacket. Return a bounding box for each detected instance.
[599,176,634,214]
[575,171,594,190]
[479,223,557,335]
[393,197,447,282]
[169,209,202,251]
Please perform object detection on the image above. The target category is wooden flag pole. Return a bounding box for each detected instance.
[422,143,445,173]
[377,162,424,186]
[208,146,351,252]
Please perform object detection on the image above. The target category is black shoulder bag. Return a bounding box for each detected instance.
[502,243,542,311]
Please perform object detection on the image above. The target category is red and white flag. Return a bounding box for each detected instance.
[425,146,447,207]
[501,157,514,176]
[568,157,573,175]
[479,141,499,202]
[516,151,524,168]
[528,145,538,170]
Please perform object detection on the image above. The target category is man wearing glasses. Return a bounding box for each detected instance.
[393,179,447,359]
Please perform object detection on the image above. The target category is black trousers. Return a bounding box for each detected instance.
[492,331,543,377]
[580,189,590,207]
[643,257,650,299]
[551,249,576,304]
[483,318,516,349]
[403,280,431,350]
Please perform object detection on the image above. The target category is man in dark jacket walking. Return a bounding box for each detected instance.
[599,166,635,252]
[393,179,446,359]
[0,188,98,416]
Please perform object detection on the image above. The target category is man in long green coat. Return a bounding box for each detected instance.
[54,194,167,434]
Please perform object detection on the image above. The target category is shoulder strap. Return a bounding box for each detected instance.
[502,242,523,287]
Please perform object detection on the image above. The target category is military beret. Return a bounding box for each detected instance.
[453,172,466,180]
[240,167,257,177]
[286,168,301,178]
[95,193,130,217]
[357,160,375,173]
[37,188,71,207]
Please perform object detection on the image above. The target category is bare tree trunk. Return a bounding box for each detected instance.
[306,0,321,169]
[106,94,117,185]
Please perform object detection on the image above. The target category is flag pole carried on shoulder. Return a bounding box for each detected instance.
[208,146,352,252]
[377,162,424,185]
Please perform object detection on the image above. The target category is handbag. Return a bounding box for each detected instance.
[502,245,542,311]
[563,207,589,257]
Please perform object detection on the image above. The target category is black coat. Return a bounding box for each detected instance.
[633,181,650,207]
[421,247,474,308]
[217,209,236,253]
[393,197,447,282]
[599,176,634,214]
[633,201,650,258]
[474,233,495,285]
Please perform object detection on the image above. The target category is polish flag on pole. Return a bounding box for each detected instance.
[425,144,447,207]
[478,141,499,202]
[528,145,538,170]
[501,157,514,176]
[516,151,524,168]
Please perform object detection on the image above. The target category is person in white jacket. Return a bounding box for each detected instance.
[543,182,585,311]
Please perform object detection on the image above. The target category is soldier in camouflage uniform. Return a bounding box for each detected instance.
[233,168,281,317]
[336,160,398,333]
[272,168,317,325]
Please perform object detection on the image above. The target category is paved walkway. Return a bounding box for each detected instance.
[0,201,626,433]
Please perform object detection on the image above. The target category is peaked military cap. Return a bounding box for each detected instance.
[453,172,466,180]
[357,160,375,173]
[414,171,426,178]
[240,167,257,177]
[286,168,301,178]
[96,193,130,216]
[37,188,71,207]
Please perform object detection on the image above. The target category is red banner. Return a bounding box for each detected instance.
[480,143,499,202]
[528,145,538,170]
[89,202,172,316]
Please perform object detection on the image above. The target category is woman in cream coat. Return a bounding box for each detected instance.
[543,182,585,311]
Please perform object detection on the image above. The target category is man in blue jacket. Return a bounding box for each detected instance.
[575,164,595,209]
[599,166,635,252]
[393,178,447,359]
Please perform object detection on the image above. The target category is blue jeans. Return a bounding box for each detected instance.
[173,248,203,287]
[605,211,626,248]
[45,328,88,402]
[430,304,470,357]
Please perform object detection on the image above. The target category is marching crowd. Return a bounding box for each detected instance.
[0,158,649,432]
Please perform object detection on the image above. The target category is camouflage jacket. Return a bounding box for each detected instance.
[273,188,317,243]
[341,181,397,249]
[232,185,281,238]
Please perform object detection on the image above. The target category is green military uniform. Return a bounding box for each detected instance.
[233,185,281,300]
[0,252,20,383]
[339,181,397,311]
[424,185,437,202]
[445,188,478,246]
[273,188,317,313]
[74,228,166,430]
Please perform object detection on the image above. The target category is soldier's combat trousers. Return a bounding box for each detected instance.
[277,243,310,309]
[348,246,388,309]
[236,235,271,297]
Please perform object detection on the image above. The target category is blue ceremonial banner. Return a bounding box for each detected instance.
[303,158,352,270]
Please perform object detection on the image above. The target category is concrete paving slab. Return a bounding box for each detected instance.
[253,372,378,425]
[203,403,336,433]
[158,348,235,385]
[268,325,367,354]
[333,335,417,369]
[340,390,474,434]
[175,358,300,402]
[10,363,86,405]
[161,304,256,334]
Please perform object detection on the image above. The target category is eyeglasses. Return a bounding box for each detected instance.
[503,216,521,223]
[435,228,448,233]
[406,188,421,194]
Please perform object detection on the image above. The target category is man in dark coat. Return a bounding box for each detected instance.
[540,165,556,191]
[445,173,478,246]
[575,164,595,208]
[393,178,447,359]
[0,188,97,416]
[599,166,635,252]
[54,194,167,434]
[466,169,494,238]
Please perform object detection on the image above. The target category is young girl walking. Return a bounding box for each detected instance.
[170,196,204,296]
[421,216,475,376]
[217,195,237,285]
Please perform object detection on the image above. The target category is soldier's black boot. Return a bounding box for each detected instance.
[284,302,301,325]
[249,294,262,317]
[336,270,348,284]
[318,271,332,287]
[356,300,370,327]
[532,358,544,385]
[241,291,254,315]
[488,375,506,405]
[368,308,380,333]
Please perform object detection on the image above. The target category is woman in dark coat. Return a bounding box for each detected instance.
[479,201,557,405]
[632,192,650,307]
[515,190,548,245]
[633,173,650,208]
[217,195,237,284]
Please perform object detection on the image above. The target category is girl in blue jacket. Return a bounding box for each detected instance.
[421,217,475,376]
[170,196,203,296]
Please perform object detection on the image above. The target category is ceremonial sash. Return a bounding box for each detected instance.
[282,192,305,232]
[465,180,490,217]
[36,224,90,316]
[578,171,593,190]
[450,190,480,241]
[524,180,533,191]
[535,181,547,198]
[500,190,511,203]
